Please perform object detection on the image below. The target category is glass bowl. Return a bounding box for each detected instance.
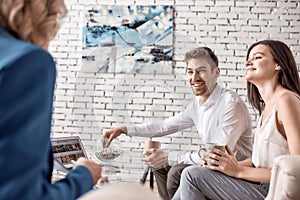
[94,139,122,162]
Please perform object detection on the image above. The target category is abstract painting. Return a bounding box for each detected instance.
[82,5,173,74]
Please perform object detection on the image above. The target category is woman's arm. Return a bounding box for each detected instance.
[0,47,94,200]
[204,145,271,183]
[238,157,253,167]
[235,165,271,183]
[277,93,300,154]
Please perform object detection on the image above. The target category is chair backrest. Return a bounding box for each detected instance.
[265,155,300,200]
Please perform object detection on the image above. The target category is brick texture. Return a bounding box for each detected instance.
[49,0,300,174]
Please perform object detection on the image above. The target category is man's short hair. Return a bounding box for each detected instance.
[184,47,219,70]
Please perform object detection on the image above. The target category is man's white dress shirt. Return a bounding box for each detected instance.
[127,84,253,165]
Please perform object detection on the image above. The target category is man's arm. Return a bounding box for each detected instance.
[127,105,195,137]
[103,102,195,147]
[211,100,253,160]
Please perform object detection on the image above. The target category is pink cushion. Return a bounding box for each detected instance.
[78,182,160,200]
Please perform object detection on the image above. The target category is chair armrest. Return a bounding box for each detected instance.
[265,155,300,200]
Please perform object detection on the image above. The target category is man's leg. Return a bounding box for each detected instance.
[153,165,171,200]
[166,164,191,199]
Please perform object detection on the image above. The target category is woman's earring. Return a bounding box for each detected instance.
[275,65,281,70]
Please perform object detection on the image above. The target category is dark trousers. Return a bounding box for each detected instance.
[153,164,190,200]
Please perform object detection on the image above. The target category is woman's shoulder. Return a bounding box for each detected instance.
[278,91,300,102]
[0,36,50,70]
[0,33,40,51]
[277,91,300,112]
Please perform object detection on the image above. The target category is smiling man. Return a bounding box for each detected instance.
[103,47,253,200]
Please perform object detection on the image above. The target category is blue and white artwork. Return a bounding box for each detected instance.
[82,5,173,74]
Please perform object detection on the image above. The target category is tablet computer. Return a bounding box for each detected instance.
[51,136,88,170]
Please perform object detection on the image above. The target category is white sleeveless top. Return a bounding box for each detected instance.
[252,108,289,168]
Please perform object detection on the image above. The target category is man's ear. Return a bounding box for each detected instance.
[214,67,220,77]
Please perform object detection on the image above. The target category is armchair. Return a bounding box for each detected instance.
[266,155,300,200]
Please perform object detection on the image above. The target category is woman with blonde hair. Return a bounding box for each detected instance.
[0,0,102,199]
[173,40,300,200]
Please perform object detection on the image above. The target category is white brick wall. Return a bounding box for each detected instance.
[49,0,300,174]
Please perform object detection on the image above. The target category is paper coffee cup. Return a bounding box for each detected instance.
[142,140,161,162]
[144,140,160,150]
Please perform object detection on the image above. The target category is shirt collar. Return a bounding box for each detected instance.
[0,26,16,38]
[196,83,222,108]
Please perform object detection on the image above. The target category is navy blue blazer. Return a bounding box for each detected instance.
[0,27,93,199]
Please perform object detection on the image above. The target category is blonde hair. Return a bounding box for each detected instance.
[0,0,67,49]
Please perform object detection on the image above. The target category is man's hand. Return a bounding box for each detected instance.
[141,148,168,169]
[102,126,127,147]
[75,157,102,185]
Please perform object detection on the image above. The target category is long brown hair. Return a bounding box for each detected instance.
[246,40,300,114]
[0,0,67,49]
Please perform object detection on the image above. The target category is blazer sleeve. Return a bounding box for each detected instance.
[0,47,93,200]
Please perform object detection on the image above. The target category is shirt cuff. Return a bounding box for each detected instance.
[72,165,94,187]
[168,151,204,165]
[126,125,136,136]
[168,152,179,166]
[189,153,204,165]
